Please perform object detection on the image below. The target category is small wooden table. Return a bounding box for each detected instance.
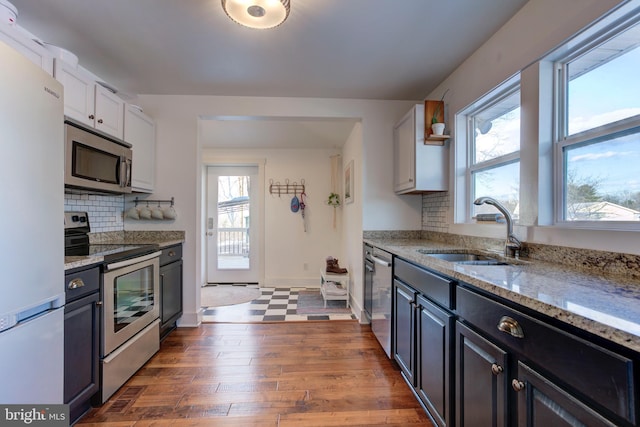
[319,269,350,308]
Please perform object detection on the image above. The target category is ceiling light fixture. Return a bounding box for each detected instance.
[221,0,290,29]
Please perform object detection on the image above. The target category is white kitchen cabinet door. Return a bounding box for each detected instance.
[0,27,54,75]
[393,104,448,194]
[95,84,124,139]
[124,105,155,192]
[54,59,95,128]
[393,106,417,193]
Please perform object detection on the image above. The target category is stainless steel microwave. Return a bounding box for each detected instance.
[64,120,132,194]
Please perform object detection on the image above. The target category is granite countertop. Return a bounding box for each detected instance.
[365,238,640,354]
[65,231,185,271]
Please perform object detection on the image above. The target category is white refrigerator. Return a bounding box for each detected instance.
[0,41,65,403]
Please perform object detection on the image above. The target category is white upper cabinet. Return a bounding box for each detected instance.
[94,84,124,139]
[0,26,53,75]
[53,60,124,139]
[124,104,156,193]
[393,104,448,194]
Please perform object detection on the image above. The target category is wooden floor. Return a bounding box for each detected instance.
[77,321,433,426]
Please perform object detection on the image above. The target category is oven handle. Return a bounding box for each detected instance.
[105,251,162,271]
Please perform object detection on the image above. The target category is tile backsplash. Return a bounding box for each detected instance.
[422,192,450,233]
[64,193,124,232]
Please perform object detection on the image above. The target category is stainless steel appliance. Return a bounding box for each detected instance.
[364,246,392,358]
[64,212,161,403]
[65,119,133,194]
[0,41,65,403]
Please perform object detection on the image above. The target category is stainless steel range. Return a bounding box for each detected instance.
[65,211,162,403]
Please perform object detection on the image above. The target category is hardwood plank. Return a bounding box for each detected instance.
[76,322,432,426]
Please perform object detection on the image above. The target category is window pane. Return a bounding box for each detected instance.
[217,176,251,269]
[567,23,640,135]
[473,161,520,219]
[563,133,640,221]
[474,95,520,164]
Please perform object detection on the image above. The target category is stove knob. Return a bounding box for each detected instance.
[71,215,79,222]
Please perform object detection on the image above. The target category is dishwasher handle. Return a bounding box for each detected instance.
[371,255,391,267]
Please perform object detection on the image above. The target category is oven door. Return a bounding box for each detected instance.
[102,251,161,356]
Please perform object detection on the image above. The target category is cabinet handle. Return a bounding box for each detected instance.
[511,379,525,392]
[497,316,524,338]
[88,114,95,120]
[491,363,503,375]
[67,278,85,289]
[97,118,104,124]
[168,251,176,257]
[96,301,103,306]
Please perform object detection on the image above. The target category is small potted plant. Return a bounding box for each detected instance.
[431,103,445,135]
[430,89,449,136]
[327,192,341,229]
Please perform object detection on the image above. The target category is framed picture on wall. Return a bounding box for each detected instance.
[344,160,354,204]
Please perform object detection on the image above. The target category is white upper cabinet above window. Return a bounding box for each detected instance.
[0,26,53,75]
[124,104,155,193]
[53,59,124,139]
[393,104,448,194]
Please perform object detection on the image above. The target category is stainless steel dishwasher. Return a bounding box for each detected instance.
[365,246,392,358]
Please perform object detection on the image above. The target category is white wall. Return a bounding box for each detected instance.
[129,95,418,325]
[423,0,638,253]
[341,123,365,318]
[202,147,345,287]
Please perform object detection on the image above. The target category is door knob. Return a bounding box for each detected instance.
[491,363,503,375]
[512,379,525,392]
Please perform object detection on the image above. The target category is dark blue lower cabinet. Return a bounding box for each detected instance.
[455,321,509,427]
[393,279,415,385]
[417,295,454,427]
[515,362,618,427]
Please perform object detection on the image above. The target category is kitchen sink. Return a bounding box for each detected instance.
[417,250,509,265]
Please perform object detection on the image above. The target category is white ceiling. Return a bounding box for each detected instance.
[9,0,528,148]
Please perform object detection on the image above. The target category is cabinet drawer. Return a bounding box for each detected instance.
[65,266,100,302]
[160,244,182,266]
[457,286,635,424]
[395,258,454,309]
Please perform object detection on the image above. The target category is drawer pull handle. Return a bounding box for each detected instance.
[497,316,524,338]
[491,363,503,375]
[68,278,85,289]
[512,379,525,392]
[168,251,176,257]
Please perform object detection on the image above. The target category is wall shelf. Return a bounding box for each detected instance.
[424,135,449,146]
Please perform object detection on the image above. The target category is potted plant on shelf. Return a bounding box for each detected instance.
[430,89,448,136]
[431,103,445,136]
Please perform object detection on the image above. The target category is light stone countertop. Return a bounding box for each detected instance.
[64,231,185,271]
[365,238,640,354]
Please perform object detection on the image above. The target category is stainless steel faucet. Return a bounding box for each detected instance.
[474,196,521,258]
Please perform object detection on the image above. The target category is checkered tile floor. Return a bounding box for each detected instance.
[202,285,356,322]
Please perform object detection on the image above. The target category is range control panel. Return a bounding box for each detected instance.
[64,211,90,230]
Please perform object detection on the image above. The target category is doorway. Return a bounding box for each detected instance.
[206,165,260,284]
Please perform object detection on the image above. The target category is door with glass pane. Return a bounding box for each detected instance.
[206,166,259,283]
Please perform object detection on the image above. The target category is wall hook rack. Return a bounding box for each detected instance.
[269,179,305,196]
[133,196,175,207]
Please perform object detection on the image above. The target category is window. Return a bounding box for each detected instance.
[556,17,640,224]
[468,85,521,220]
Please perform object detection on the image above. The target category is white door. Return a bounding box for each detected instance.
[206,165,260,283]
